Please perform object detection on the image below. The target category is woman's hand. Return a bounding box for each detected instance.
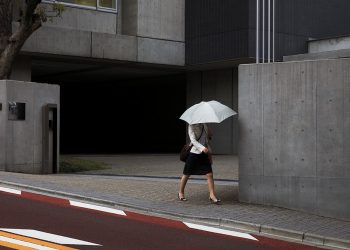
[202,147,209,154]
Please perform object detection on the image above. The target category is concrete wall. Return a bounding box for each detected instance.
[0,80,60,174]
[123,0,185,42]
[11,0,185,66]
[41,4,117,34]
[238,58,350,220]
[187,68,238,155]
[309,36,350,54]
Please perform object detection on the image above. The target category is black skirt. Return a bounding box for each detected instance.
[183,152,212,176]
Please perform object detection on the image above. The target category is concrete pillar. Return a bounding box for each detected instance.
[238,58,350,220]
[0,80,60,174]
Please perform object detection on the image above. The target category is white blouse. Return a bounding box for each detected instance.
[188,123,211,154]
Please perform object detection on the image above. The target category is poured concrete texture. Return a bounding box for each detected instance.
[238,58,350,220]
[17,1,185,66]
[0,80,60,174]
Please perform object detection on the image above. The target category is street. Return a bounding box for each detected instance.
[0,188,324,250]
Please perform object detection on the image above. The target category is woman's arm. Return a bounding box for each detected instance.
[188,125,207,153]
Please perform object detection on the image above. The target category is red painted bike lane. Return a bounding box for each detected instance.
[0,187,323,250]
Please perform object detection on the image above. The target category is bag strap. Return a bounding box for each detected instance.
[197,125,204,141]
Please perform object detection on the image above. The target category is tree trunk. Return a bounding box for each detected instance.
[0,0,13,50]
[0,0,42,80]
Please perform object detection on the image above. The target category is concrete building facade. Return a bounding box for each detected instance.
[8,0,350,157]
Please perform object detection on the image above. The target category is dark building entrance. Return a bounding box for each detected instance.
[31,58,187,154]
[59,75,186,154]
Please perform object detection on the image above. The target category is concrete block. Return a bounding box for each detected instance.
[324,236,350,250]
[309,36,350,53]
[32,83,60,166]
[283,48,350,62]
[137,0,184,42]
[6,82,34,166]
[260,225,304,241]
[263,62,316,177]
[343,61,350,178]
[42,4,117,34]
[239,58,350,219]
[22,26,92,57]
[91,33,137,61]
[220,219,261,233]
[239,65,263,176]
[303,233,324,246]
[121,0,138,36]
[263,176,317,213]
[316,60,344,177]
[317,178,350,220]
[238,175,264,204]
[0,80,60,174]
[137,37,185,65]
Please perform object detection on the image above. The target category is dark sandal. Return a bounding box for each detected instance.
[209,197,221,204]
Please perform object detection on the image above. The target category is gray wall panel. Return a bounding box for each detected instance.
[238,65,263,176]
[344,62,350,177]
[317,178,350,219]
[0,80,60,174]
[316,60,344,178]
[238,175,264,204]
[239,58,350,219]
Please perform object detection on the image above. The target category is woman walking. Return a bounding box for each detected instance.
[178,123,221,204]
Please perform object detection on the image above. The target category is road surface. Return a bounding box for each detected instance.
[0,187,323,250]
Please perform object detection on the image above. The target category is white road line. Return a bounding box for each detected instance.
[0,235,56,250]
[0,187,21,195]
[184,222,258,241]
[0,229,100,246]
[70,200,126,216]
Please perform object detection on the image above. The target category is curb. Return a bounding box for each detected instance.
[1,180,349,250]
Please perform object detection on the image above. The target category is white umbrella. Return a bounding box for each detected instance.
[179,100,237,124]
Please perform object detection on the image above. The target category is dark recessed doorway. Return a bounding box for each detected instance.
[59,74,186,154]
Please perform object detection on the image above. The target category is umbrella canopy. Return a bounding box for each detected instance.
[179,100,237,124]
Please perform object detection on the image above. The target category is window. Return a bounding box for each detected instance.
[59,0,96,8]
[98,0,116,9]
[43,0,117,12]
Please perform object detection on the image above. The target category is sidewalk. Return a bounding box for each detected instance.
[0,155,349,250]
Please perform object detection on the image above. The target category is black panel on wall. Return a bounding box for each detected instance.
[186,0,250,65]
[271,0,350,60]
[187,0,350,64]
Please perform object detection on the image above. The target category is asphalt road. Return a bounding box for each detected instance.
[0,190,323,250]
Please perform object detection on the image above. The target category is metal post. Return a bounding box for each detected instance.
[268,0,271,63]
[262,0,265,63]
[256,0,259,64]
[273,0,275,62]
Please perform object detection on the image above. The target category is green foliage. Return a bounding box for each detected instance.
[59,156,111,173]
[35,3,65,22]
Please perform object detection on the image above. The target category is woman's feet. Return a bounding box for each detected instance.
[178,193,187,201]
[209,196,221,204]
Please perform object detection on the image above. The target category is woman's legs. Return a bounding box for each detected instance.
[206,172,219,201]
[179,175,190,199]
